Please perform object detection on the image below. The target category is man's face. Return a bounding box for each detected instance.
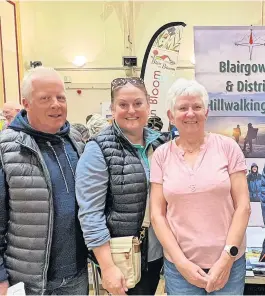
[252,166,258,173]
[3,107,19,124]
[23,75,67,134]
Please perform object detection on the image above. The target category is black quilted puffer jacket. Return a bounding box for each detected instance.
[91,123,169,238]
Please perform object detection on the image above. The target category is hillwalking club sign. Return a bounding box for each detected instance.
[195,27,265,264]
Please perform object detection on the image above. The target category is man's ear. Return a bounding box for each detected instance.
[22,98,30,112]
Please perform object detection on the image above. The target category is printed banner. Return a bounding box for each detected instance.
[141,22,186,131]
[195,26,265,272]
[195,26,265,117]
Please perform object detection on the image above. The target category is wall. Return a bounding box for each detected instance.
[19,1,126,82]
[18,1,265,123]
[134,1,263,65]
[0,1,21,107]
[65,83,110,124]
[19,1,136,123]
[0,17,4,106]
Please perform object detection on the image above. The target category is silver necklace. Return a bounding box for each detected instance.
[177,141,203,154]
[183,146,201,154]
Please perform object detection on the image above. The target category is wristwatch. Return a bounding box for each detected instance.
[224,245,239,257]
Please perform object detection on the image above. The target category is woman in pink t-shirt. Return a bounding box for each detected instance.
[150,78,250,295]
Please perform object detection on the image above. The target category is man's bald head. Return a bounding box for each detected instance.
[3,102,22,125]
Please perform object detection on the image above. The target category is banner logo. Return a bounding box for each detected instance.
[235,27,265,60]
[150,49,176,71]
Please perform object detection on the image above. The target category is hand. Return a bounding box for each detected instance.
[206,252,234,293]
[0,281,9,296]
[176,259,209,289]
[101,264,128,295]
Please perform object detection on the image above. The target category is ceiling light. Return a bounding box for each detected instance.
[72,56,87,67]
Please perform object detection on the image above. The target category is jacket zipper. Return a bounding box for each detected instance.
[16,140,53,295]
[113,126,162,271]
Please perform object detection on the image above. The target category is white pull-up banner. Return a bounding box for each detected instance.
[141,22,186,131]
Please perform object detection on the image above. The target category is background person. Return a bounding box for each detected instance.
[86,113,109,138]
[247,163,262,202]
[147,115,163,131]
[72,123,90,142]
[232,124,241,144]
[2,102,22,129]
[243,123,258,153]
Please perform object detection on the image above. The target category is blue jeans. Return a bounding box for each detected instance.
[164,255,246,295]
[44,267,89,295]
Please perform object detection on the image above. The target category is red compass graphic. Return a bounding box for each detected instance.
[235,27,265,60]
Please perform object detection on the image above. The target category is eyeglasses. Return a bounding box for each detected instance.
[111,77,145,91]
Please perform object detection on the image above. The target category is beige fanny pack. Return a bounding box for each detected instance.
[110,236,141,289]
[110,199,150,289]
